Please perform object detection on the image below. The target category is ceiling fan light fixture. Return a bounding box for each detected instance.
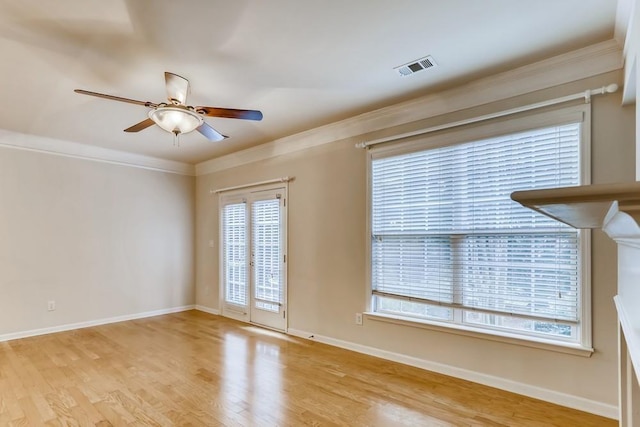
[149,106,203,135]
[75,71,263,143]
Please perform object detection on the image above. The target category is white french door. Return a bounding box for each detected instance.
[220,186,287,331]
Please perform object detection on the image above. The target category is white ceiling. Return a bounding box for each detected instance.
[0,0,619,164]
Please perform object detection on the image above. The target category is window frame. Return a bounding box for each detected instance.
[365,105,593,354]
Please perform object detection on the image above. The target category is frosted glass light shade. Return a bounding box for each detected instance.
[149,107,203,135]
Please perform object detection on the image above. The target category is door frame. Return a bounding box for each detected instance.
[218,182,288,331]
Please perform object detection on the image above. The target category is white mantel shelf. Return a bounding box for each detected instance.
[512,181,640,423]
[511,181,640,230]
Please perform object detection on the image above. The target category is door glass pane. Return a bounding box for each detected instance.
[252,199,281,312]
[223,203,247,306]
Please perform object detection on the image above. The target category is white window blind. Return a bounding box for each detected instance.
[371,122,583,339]
[222,203,247,306]
[252,199,282,312]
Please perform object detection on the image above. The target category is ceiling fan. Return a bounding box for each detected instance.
[74,72,263,143]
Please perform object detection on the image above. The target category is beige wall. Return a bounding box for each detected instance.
[0,147,195,335]
[195,70,636,408]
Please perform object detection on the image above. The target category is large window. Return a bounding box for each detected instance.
[369,108,590,347]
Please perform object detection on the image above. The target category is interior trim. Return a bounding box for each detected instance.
[195,39,622,176]
[0,129,195,176]
[287,328,617,420]
[0,305,196,343]
[195,305,221,316]
[365,312,593,357]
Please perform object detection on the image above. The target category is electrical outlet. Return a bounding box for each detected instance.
[47,300,56,311]
[204,285,210,295]
[208,240,214,248]
[355,312,363,325]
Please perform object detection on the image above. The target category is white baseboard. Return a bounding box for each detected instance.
[287,328,618,420]
[195,305,221,315]
[0,305,196,343]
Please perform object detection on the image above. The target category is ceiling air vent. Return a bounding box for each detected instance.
[394,55,437,77]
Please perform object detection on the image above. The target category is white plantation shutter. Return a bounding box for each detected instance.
[222,202,248,306]
[371,122,582,326]
[252,199,283,312]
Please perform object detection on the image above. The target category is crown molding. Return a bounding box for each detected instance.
[0,129,195,176]
[615,0,636,48]
[196,39,623,176]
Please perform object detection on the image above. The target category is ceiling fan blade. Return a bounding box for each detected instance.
[75,89,157,108]
[197,122,226,142]
[124,118,156,133]
[165,72,189,105]
[195,106,263,121]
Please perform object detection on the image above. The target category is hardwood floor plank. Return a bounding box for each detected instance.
[8,417,30,427]
[0,311,616,426]
[65,387,107,425]
[17,396,45,426]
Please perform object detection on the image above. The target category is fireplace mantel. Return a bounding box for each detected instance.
[511,182,640,230]
[512,182,640,423]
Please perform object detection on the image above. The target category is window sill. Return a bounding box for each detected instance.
[364,312,594,357]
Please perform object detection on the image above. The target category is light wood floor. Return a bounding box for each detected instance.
[0,311,614,426]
